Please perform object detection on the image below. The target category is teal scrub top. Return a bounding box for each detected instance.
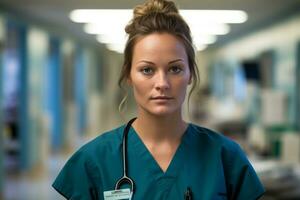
[52,123,265,200]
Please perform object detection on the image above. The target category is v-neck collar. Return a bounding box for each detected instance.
[128,124,191,178]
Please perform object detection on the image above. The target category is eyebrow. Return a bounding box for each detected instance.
[138,59,184,65]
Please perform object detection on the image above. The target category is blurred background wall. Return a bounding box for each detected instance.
[0,15,4,199]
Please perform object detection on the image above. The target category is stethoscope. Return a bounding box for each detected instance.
[114,117,193,200]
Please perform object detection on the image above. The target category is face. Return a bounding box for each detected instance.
[128,32,191,117]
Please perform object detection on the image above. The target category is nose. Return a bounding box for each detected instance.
[154,72,170,91]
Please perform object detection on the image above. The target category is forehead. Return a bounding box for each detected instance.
[132,32,188,63]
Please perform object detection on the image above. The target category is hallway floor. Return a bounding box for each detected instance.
[4,154,66,200]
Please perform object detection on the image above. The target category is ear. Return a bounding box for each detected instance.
[127,77,132,86]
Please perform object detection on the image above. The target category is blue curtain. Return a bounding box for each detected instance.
[75,47,87,135]
[46,37,63,150]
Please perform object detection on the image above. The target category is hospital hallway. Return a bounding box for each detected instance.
[4,153,65,200]
[3,134,92,200]
[1,0,300,199]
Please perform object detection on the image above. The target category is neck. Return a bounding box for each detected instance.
[132,110,187,142]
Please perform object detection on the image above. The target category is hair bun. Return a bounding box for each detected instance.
[133,0,179,19]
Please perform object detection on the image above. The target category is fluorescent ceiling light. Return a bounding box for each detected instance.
[70,9,133,23]
[190,23,230,35]
[84,23,125,35]
[84,21,129,34]
[70,9,248,53]
[180,10,248,24]
[193,35,217,45]
[70,9,247,24]
[86,22,229,35]
[106,43,125,54]
[195,44,207,51]
[97,34,127,44]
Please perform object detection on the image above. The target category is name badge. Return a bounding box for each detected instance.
[103,188,132,200]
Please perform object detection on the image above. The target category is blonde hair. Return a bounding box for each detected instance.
[118,0,200,114]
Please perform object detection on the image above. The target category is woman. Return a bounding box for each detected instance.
[53,0,265,199]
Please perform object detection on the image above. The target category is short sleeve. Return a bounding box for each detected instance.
[52,150,100,200]
[222,141,265,200]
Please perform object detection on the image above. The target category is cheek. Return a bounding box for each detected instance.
[179,83,189,95]
[178,74,190,88]
[133,85,144,97]
[132,79,148,98]
[174,79,190,97]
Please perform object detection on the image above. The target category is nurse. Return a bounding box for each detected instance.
[52,0,265,199]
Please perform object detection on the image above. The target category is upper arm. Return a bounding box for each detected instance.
[52,150,101,200]
[222,142,265,200]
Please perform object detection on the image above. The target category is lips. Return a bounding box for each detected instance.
[150,96,173,100]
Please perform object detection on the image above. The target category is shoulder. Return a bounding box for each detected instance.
[189,124,265,198]
[52,124,126,195]
[69,124,125,162]
[55,125,125,174]
[188,123,248,164]
[188,123,240,152]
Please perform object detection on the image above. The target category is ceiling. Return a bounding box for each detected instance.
[0,0,300,49]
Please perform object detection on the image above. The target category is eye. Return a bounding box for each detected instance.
[169,66,183,74]
[140,67,154,75]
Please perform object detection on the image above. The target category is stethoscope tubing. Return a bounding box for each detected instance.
[114,117,137,192]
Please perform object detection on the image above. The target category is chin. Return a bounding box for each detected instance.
[148,107,179,117]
